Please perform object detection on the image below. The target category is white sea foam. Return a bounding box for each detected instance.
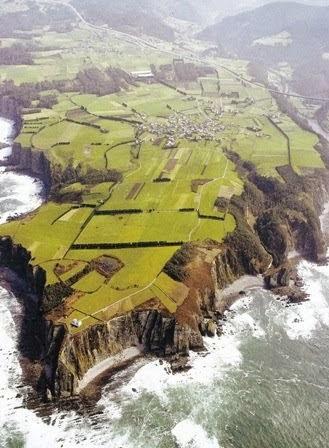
[0,117,43,224]
[122,296,266,402]
[0,288,63,448]
[272,260,329,340]
[0,171,43,223]
[121,330,243,402]
[0,118,14,161]
[0,117,14,142]
[172,419,220,448]
[232,313,265,339]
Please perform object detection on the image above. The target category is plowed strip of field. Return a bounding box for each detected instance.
[191,179,212,193]
[126,182,144,200]
[165,158,178,171]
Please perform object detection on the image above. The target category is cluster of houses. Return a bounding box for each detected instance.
[138,112,226,148]
[268,113,283,124]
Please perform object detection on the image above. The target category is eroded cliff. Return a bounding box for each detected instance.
[1,143,329,400]
[2,143,52,194]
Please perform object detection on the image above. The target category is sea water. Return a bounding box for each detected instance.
[0,118,43,224]
[1,118,329,447]
[1,260,329,448]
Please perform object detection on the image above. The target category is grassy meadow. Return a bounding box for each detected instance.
[1,51,324,334]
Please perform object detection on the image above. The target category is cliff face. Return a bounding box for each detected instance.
[0,236,46,297]
[2,143,329,401]
[0,237,48,365]
[53,310,205,397]
[2,143,52,194]
[2,161,328,399]
[53,240,271,397]
[0,96,22,130]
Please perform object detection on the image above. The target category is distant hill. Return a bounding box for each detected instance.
[69,0,269,34]
[0,2,76,37]
[199,2,329,96]
[70,0,177,41]
[71,0,329,41]
[70,0,226,40]
[71,0,226,28]
[200,2,329,63]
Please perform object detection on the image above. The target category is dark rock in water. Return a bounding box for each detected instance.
[199,320,207,337]
[170,355,191,373]
[216,325,223,337]
[132,387,137,393]
[265,267,290,290]
[206,320,217,337]
[295,280,304,288]
[287,290,309,304]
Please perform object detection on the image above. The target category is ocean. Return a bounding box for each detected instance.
[1,116,329,448]
[0,118,43,224]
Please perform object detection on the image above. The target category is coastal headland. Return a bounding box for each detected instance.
[0,4,328,401]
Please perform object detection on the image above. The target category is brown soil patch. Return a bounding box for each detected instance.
[135,298,166,312]
[175,289,201,330]
[126,182,143,200]
[191,179,212,193]
[92,255,123,278]
[164,158,178,171]
[54,261,79,276]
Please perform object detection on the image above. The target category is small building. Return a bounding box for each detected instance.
[130,70,155,82]
[71,319,82,328]
[247,125,262,133]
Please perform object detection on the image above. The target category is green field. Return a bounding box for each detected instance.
[1,49,324,335]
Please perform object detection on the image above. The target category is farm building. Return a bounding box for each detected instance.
[130,70,155,82]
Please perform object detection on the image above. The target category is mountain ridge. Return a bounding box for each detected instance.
[198,1,329,96]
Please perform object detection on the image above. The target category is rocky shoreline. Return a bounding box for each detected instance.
[1,142,52,196]
[0,213,323,404]
[1,111,329,405]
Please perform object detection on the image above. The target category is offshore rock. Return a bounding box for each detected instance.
[206,320,217,337]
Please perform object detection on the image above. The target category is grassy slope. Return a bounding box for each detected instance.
[1,56,324,334]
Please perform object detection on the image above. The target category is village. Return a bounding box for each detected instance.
[138,111,227,148]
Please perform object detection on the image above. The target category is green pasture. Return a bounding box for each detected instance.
[76,211,198,245]
[0,203,92,264]
[59,260,89,282]
[3,53,325,335]
[67,246,178,291]
[276,116,324,170]
[71,94,129,117]
[73,270,106,293]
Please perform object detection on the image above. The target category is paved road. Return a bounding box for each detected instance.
[50,0,329,103]
[42,0,329,327]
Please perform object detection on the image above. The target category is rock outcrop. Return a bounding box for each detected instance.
[50,237,271,397]
[0,237,48,367]
[2,143,52,194]
[0,236,46,297]
[54,310,205,397]
[1,132,329,402]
